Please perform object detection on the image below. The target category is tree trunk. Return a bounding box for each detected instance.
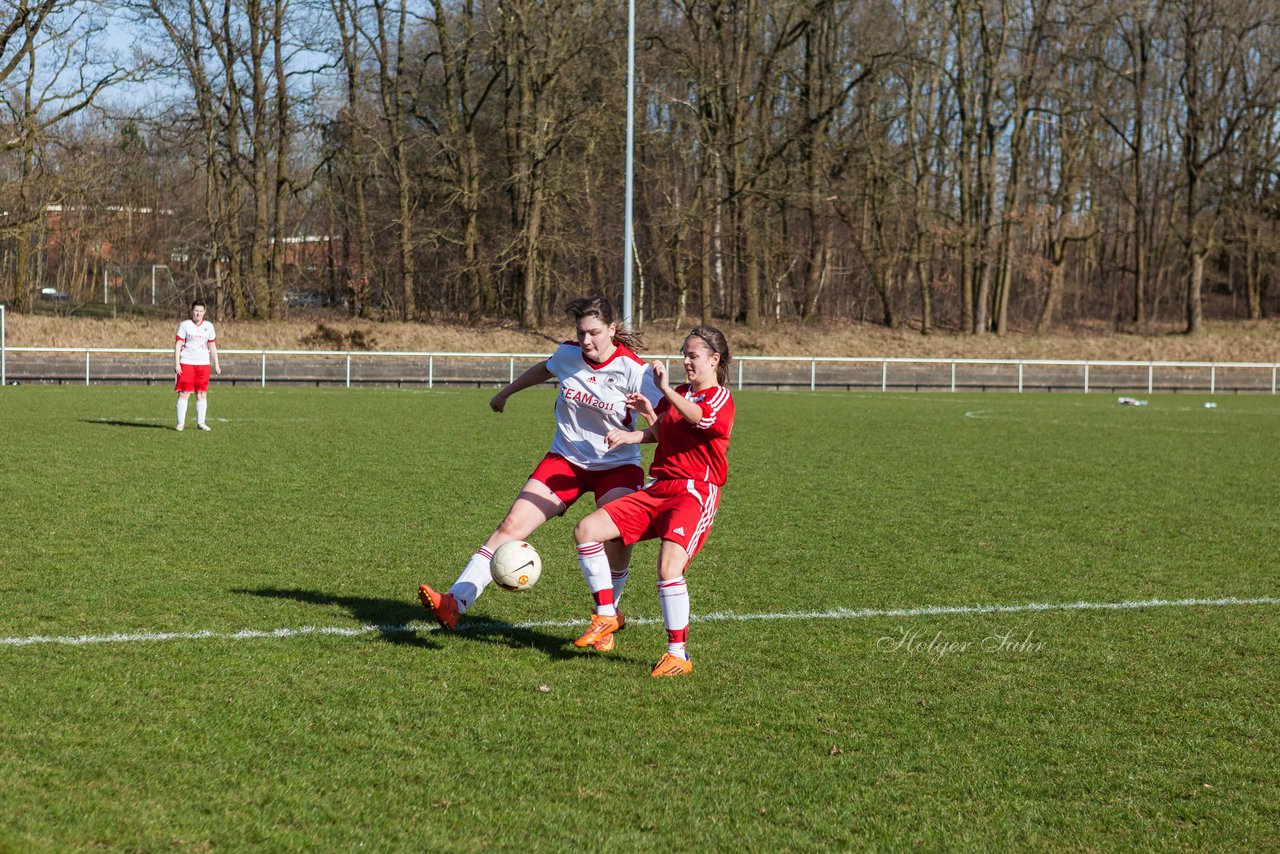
[1186,251,1205,333]
[396,143,416,320]
[1035,239,1066,334]
[700,217,714,323]
[269,0,289,321]
[1245,222,1263,320]
[248,1,271,318]
[743,227,761,327]
[521,184,543,328]
[916,256,933,335]
[12,132,37,313]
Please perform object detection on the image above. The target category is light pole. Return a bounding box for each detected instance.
[621,0,636,329]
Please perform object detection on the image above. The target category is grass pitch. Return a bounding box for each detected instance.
[1,386,1278,850]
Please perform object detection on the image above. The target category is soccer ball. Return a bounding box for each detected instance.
[490,540,542,592]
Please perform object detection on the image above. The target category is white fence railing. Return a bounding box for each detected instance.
[1,345,1278,394]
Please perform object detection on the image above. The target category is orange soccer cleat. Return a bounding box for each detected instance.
[418,584,459,630]
[573,613,620,648]
[591,611,625,651]
[650,653,693,677]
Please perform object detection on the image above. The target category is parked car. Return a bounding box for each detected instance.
[39,287,70,302]
[284,290,327,308]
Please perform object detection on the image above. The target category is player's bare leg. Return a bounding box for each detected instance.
[484,479,567,554]
[420,479,566,628]
[652,540,693,677]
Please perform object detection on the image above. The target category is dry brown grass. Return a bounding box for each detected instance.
[5,311,1279,362]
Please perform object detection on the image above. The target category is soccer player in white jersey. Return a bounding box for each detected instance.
[572,326,735,676]
[418,296,662,648]
[174,300,221,431]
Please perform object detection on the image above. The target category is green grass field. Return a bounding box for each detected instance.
[1,386,1277,851]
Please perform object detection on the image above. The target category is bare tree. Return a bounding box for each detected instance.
[419,0,503,317]
[359,0,418,320]
[1173,0,1280,333]
[0,0,127,310]
[496,0,604,326]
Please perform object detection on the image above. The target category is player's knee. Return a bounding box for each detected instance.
[573,515,598,544]
[657,563,684,582]
[657,544,690,580]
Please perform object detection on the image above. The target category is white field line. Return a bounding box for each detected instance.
[2,595,1278,649]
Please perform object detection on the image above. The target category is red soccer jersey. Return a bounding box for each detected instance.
[648,383,734,485]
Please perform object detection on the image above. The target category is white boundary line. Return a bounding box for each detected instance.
[2,595,1277,649]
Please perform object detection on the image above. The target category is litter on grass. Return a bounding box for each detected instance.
[1118,397,1149,406]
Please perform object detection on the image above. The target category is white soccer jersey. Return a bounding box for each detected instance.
[176,319,217,366]
[546,342,662,470]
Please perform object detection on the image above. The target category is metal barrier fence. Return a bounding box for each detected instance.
[2,346,1278,393]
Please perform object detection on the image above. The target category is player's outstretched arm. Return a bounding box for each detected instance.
[625,392,657,425]
[491,360,552,412]
[606,426,653,449]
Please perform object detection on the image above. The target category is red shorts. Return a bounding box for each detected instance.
[602,478,723,562]
[529,453,644,508]
[175,364,212,392]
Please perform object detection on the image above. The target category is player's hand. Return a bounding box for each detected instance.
[175,364,181,376]
[490,390,508,413]
[214,365,222,376]
[651,360,669,389]
[625,392,657,423]
[606,429,642,449]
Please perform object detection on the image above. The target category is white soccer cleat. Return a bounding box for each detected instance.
[175,424,184,432]
[197,423,211,431]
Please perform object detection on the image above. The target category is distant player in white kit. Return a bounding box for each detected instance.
[174,299,221,431]
[418,296,661,648]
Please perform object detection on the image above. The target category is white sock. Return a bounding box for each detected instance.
[176,397,188,426]
[610,566,630,609]
[196,398,208,425]
[659,577,690,659]
[448,547,493,613]
[577,542,616,616]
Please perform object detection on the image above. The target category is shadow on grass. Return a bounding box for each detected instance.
[83,419,172,430]
[233,587,594,660]
[233,586,438,648]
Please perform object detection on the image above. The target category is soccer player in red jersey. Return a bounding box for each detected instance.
[571,326,734,676]
[174,300,221,431]
[417,296,661,643]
